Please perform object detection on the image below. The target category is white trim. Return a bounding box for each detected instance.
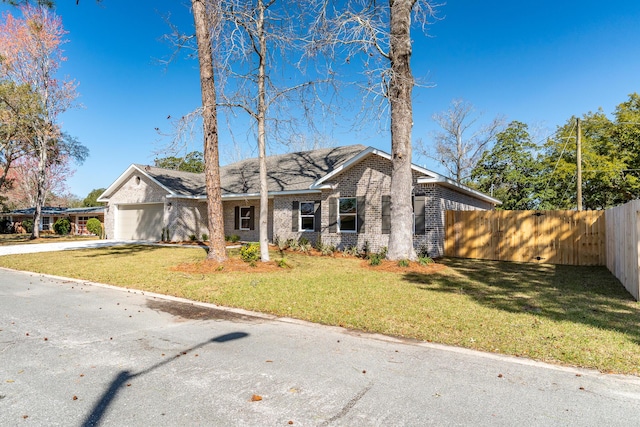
[310,146,500,206]
[166,189,323,201]
[299,201,315,232]
[239,206,251,231]
[337,197,357,233]
[311,146,439,189]
[417,176,502,205]
[97,164,174,202]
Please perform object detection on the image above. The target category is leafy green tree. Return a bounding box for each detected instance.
[610,93,640,200]
[82,188,106,207]
[154,151,204,173]
[471,121,540,210]
[539,110,626,210]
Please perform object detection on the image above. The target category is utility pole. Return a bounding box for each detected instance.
[576,118,582,211]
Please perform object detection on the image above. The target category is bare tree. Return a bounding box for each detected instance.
[163,1,325,262]
[191,0,227,262]
[0,5,86,238]
[419,98,505,183]
[308,0,438,261]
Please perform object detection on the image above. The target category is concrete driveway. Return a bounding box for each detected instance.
[1,268,640,426]
[0,239,151,256]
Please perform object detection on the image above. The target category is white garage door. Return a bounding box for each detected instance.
[116,204,164,240]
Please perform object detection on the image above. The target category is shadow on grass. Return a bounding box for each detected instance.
[82,244,167,258]
[403,257,640,344]
[81,331,249,427]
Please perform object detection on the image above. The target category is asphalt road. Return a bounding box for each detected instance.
[1,268,640,426]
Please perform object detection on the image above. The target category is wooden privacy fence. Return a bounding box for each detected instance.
[445,210,606,266]
[605,200,640,300]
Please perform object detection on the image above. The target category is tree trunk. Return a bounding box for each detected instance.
[386,0,417,261]
[192,0,227,262]
[30,136,47,239]
[257,0,270,262]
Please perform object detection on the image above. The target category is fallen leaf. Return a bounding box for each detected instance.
[288,421,294,425]
[251,394,262,402]
[22,415,28,419]
[6,380,14,383]
[498,374,503,378]
[362,370,366,374]
[72,395,78,401]
[579,387,585,390]
[44,337,48,341]
[265,360,273,363]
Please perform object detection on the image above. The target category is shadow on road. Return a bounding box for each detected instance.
[81,331,249,427]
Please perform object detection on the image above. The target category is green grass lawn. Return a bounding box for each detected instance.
[0,233,99,245]
[0,245,638,375]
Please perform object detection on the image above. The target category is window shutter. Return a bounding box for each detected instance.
[292,201,299,232]
[234,206,239,230]
[249,206,255,230]
[314,201,321,232]
[356,196,365,233]
[414,196,426,235]
[328,198,337,233]
[381,195,391,234]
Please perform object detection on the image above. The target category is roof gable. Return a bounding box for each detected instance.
[98,145,500,205]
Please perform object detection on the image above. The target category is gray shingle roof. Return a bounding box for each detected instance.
[140,145,367,197]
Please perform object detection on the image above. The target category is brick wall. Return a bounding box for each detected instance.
[169,199,208,241]
[104,172,168,239]
[223,199,274,242]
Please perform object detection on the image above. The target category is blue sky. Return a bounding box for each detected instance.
[2,1,640,198]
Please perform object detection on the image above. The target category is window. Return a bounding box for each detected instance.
[239,207,251,230]
[41,217,50,231]
[299,202,315,231]
[338,197,357,232]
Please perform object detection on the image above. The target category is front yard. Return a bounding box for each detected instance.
[0,233,99,246]
[0,245,638,375]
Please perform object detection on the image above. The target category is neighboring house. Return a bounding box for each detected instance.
[3,206,105,235]
[98,145,500,257]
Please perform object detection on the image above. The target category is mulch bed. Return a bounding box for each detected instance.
[171,247,446,275]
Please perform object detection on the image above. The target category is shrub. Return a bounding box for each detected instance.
[274,236,288,252]
[277,258,290,268]
[189,234,197,241]
[418,256,434,266]
[298,238,312,253]
[369,254,382,266]
[397,259,410,268]
[86,218,102,236]
[319,243,335,256]
[342,245,360,257]
[287,238,299,251]
[227,234,240,243]
[379,246,388,259]
[240,243,260,263]
[22,219,33,234]
[201,233,209,241]
[53,218,71,235]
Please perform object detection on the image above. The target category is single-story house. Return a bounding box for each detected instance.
[2,206,105,234]
[98,145,500,257]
